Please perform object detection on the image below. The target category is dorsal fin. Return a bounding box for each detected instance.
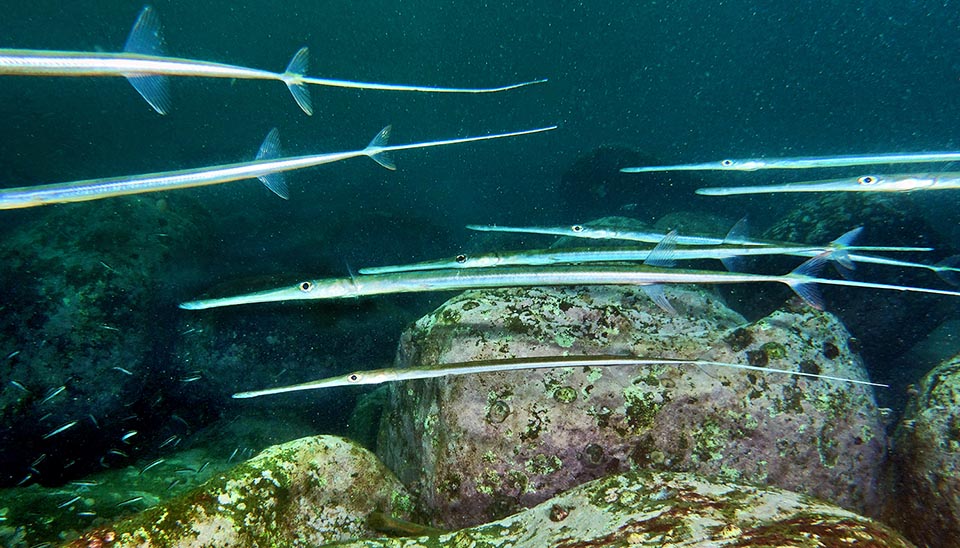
[642,285,677,315]
[123,6,171,114]
[643,230,679,267]
[830,227,863,248]
[723,216,750,245]
[255,128,289,199]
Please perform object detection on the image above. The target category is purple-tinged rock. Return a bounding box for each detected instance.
[887,352,960,548]
[376,284,886,528]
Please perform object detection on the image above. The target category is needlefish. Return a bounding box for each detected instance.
[621,153,960,173]
[0,125,555,209]
[232,354,886,398]
[696,172,960,197]
[359,227,940,276]
[0,6,546,115]
[179,254,960,313]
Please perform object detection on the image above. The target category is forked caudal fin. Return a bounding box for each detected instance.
[123,6,171,114]
[365,126,396,170]
[785,253,830,310]
[281,48,313,116]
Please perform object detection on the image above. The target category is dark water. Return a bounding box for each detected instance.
[0,0,959,542]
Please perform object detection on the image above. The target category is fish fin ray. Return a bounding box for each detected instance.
[367,126,396,170]
[936,255,960,286]
[283,48,313,115]
[723,216,750,245]
[643,230,678,267]
[642,285,677,315]
[255,128,289,199]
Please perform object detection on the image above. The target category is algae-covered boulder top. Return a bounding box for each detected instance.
[376,284,887,528]
[67,435,414,548]
[330,470,914,548]
[888,351,960,548]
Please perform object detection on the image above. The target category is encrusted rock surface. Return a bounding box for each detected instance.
[65,435,413,548]
[887,352,960,548]
[330,470,914,548]
[376,285,886,528]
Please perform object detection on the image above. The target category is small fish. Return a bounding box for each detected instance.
[16,473,33,486]
[197,461,210,474]
[77,511,97,517]
[6,350,20,360]
[140,458,165,475]
[228,448,239,463]
[116,496,144,507]
[99,261,118,273]
[88,414,100,428]
[174,468,196,474]
[112,367,134,376]
[167,479,181,490]
[31,454,47,467]
[42,420,78,439]
[70,480,99,487]
[180,375,202,383]
[39,385,66,405]
[57,496,82,508]
[158,435,179,449]
[99,324,120,332]
[121,430,138,443]
[9,380,29,393]
[107,449,129,458]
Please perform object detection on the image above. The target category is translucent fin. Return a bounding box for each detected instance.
[366,125,396,170]
[642,285,677,315]
[283,48,313,116]
[723,216,750,245]
[830,250,856,273]
[831,227,863,248]
[255,129,289,199]
[936,255,960,286]
[643,230,679,267]
[720,256,745,272]
[786,254,830,310]
[123,6,171,114]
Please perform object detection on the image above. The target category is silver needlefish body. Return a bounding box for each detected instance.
[465,223,731,246]
[697,172,960,197]
[0,7,546,115]
[622,154,960,173]
[232,354,886,398]
[179,255,960,312]
[0,125,555,209]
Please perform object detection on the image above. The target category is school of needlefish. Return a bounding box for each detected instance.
[2,3,959,498]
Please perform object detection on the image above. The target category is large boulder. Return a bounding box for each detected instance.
[331,470,914,548]
[376,284,887,528]
[887,352,960,548]
[66,435,413,548]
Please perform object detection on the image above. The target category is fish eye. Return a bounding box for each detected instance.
[347,373,361,383]
[721,159,734,167]
[858,175,878,186]
[298,281,314,292]
[571,225,584,232]
[456,254,468,263]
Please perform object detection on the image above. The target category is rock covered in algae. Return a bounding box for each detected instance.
[329,470,914,548]
[886,352,960,548]
[376,285,886,528]
[66,435,414,548]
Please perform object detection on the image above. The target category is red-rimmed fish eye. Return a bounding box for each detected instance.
[298,281,314,292]
[571,225,584,232]
[858,175,878,186]
[347,373,361,383]
[721,159,734,167]
[456,254,468,263]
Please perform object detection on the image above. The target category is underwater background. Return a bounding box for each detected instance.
[1,0,959,545]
